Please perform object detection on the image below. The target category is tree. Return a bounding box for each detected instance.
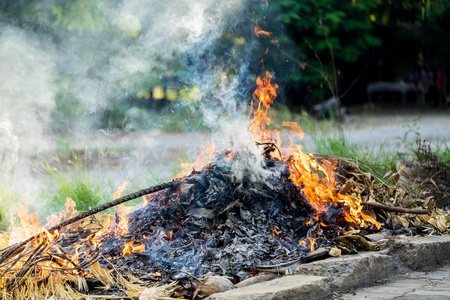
[273,0,382,120]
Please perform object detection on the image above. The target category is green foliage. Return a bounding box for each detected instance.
[43,159,108,217]
[0,184,20,231]
[52,0,107,35]
[274,0,382,103]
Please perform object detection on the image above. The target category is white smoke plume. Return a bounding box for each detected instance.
[0,26,56,185]
[0,0,284,221]
[0,0,268,216]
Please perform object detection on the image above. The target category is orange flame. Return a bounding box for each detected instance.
[114,204,131,236]
[249,71,280,153]
[299,237,316,251]
[164,230,173,241]
[249,72,381,241]
[113,181,129,199]
[177,141,216,177]
[254,22,272,38]
[122,241,145,256]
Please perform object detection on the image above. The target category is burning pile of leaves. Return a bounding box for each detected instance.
[0,71,449,299]
[102,145,378,282]
[0,144,379,299]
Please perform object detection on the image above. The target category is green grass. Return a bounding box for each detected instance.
[42,157,110,218]
[40,145,187,219]
[0,183,21,231]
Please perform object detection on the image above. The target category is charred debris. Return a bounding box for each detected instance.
[0,139,448,299]
[98,144,378,282]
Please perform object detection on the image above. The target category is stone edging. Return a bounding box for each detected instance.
[207,235,450,300]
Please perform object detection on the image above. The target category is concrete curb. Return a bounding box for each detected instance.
[208,275,331,300]
[294,252,394,291]
[205,235,450,300]
[391,235,450,270]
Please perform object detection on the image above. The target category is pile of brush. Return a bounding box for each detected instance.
[0,140,449,299]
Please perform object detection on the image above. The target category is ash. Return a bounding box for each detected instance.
[100,148,314,281]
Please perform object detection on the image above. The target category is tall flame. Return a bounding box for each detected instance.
[250,71,381,234]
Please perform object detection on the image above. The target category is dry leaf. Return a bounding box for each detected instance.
[339,178,354,194]
[396,215,409,228]
[423,196,434,207]
[427,199,436,211]
[138,287,162,300]
[328,247,341,257]
[400,169,410,180]
[427,217,437,228]
[436,215,447,233]
[335,235,379,251]
[429,178,439,190]
[411,216,422,227]
[421,215,431,222]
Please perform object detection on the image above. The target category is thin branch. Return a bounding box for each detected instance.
[303,38,336,98]
[362,202,430,215]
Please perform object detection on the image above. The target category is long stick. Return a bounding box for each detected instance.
[50,180,178,232]
[0,180,179,257]
[362,202,429,215]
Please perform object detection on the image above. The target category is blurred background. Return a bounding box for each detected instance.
[0,0,449,227]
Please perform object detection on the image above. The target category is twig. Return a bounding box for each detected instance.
[254,141,283,161]
[361,202,429,214]
[255,259,299,270]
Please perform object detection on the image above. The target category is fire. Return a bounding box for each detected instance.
[299,236,316,252]
[272,226,278,236]
[113,181,129,199]
[249,71,381,238]
[174,70,380,249]
[114,204,132,236]
[254,22,272,38]
[177,141,216,177]
[122,241,145,256]
[1,185,148,280]
[249,72,280,151]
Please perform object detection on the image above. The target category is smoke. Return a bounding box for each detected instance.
[0,0,265,214]
[54,0,248,126]
[0,25,56,188]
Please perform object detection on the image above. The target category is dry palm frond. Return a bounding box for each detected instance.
[310,153,450,235]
